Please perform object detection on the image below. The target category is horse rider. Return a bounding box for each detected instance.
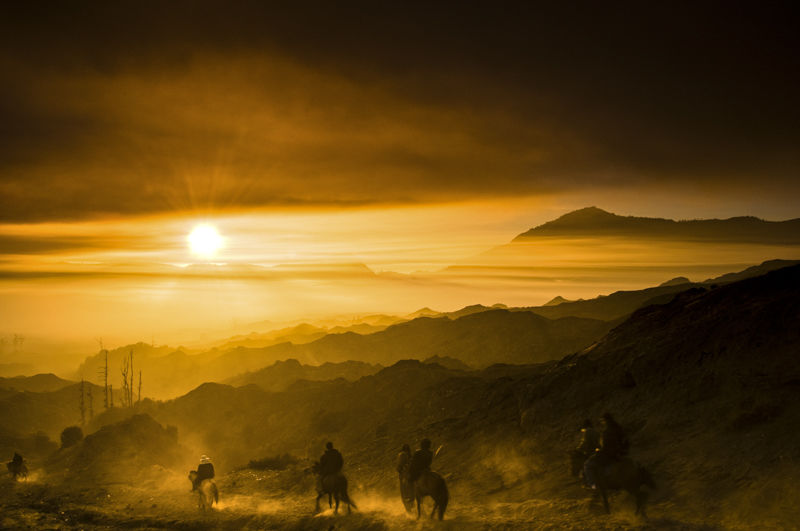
[317,442,344,492]
[584,413,630,489]
[397,444,413,502]
[573,419,599,481]
[408,438,434,483]
[320,441,344,477]
[11,452,24,468]
[7,452,25,478]
[396,444,411,477]
[192,455,215,491]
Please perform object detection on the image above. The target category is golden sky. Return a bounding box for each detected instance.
[0,3,798,348]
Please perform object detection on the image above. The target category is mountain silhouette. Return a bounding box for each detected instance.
[525,258,799,320]
[225,358,381,391]
[513,206,800,243]
[0,373,74,393]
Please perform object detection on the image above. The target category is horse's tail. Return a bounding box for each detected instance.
[340,476,357,509]
[438,478,449,520]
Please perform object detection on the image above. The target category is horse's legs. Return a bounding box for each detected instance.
[634,488,648,518]
[601,488,610,514]
[416,496,422,519]
[334,493,340,515]
[315,492,324,513]
[430,502,437,520]
[328,492,332,508]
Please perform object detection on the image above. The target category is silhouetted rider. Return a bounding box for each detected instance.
[397,443,413,504]
[408,439,434,482]
[584,413,629,488]
[7,452,26,479]
[576,419,600,457]
[396,444,411,476]
[571,419,600,481]
[192,455,215,491]
[319,442,344,477]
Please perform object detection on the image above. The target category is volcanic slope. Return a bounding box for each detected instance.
[149,264,800,527]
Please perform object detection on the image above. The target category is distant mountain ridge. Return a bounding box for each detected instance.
[67,260,800,398]
[525,258,799,320]
[513,206,800,243]
[0,373,74,393]
[225,358,381,391]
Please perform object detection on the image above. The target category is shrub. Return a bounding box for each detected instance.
[60,426,84,448]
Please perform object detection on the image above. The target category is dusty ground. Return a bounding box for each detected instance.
[0,467,729,531]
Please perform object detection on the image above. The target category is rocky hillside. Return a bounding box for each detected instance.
[46,414,187,485]
[81,263,800,527]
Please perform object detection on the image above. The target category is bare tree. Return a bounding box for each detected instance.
[138,370,142,404]
[120,350,136,408]
[80,378,86,426]
[121,356,130,408]
[129,350,134,407]
[87,385,94,419]
[96,339,109,409]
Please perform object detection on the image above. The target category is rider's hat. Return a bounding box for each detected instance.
[200,455,211,464]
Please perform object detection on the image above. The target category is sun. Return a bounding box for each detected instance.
[188,224,223,259]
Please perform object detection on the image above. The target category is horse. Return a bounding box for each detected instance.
[413,470,449,520]
[593,458,655,516]
[7,460,27,481]
[188,471,218,512]
[311,461,356,515]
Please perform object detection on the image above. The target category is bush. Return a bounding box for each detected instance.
[60,426,84,448]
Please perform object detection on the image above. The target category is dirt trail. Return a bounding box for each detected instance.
[0,472,721,531]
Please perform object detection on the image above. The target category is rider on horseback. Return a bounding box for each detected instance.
[584,413,629,489]
[577,419,600,457]
[192,455,215,491]
[397,444,413,507]
[572,419,600,482]
[320,441,344,476]
[11,452,23,468]
[317,442,344,490]
[7,452,26,479]
[408,438,434,483]
[397,444,411,475]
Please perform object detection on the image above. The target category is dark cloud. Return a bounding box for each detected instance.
[1,1,798,221]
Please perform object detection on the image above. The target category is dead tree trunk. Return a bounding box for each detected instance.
[80,378,85,426]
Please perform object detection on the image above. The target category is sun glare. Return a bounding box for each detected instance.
[188,224,223,259]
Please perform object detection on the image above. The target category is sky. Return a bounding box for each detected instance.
[0,2,799,356]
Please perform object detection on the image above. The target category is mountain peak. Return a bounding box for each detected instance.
[560,206,614,219]
[659,276,691,287]
[543,296,570,306]
[512,208,800,244]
